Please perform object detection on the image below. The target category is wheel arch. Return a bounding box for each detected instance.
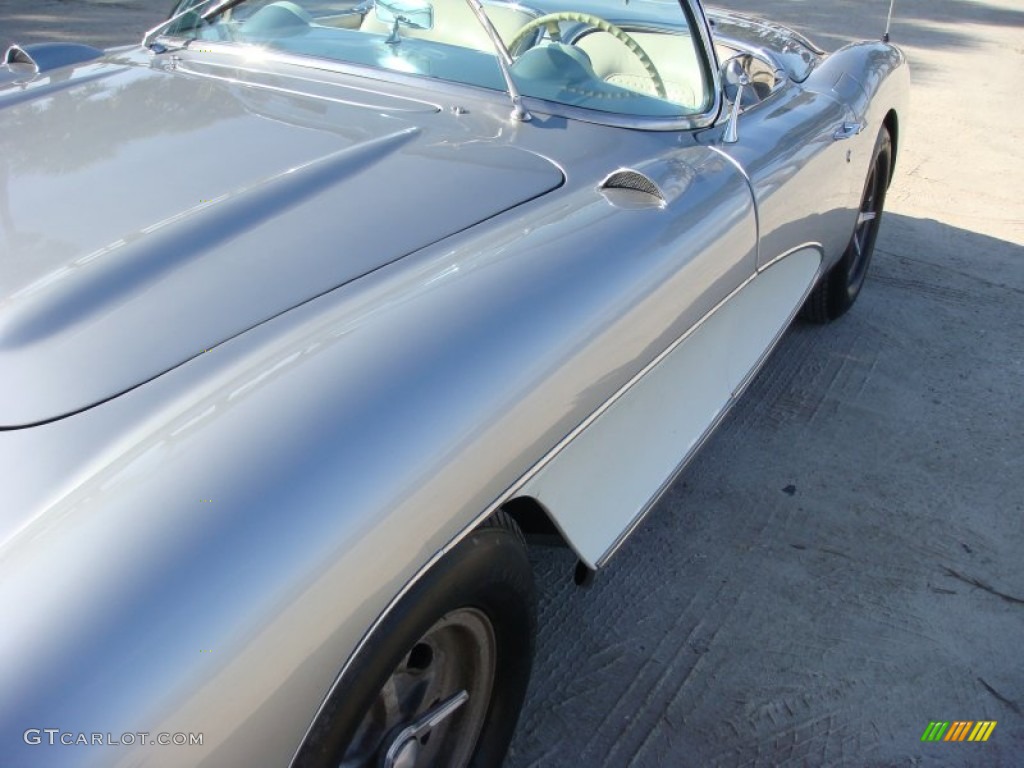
[501,495,572,549]
[883,109,899,186]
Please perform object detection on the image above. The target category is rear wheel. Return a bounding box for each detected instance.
[294,512,536,768]
[801,127,892,323]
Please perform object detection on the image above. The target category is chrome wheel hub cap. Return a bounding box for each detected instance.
[340,607,496,768]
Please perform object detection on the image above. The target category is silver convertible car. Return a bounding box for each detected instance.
[0,0,907,764]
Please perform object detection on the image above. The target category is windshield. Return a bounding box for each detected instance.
[160,0,714,119]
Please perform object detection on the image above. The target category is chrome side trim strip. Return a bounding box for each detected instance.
[288,257,763,768]
[758,240,821,273]
[595,243,826,566]
[292,240,825,762]
[289,236,823,764]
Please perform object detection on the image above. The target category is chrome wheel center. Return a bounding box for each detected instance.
[381,690,470,768]
[848,162,884,293]
[340,608,496,768]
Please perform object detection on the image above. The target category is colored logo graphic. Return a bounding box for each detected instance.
[921,721,997,742]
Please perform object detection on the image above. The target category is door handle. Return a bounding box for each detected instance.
[833,122,863,140]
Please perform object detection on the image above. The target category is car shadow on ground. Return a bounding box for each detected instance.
[506,214,1023,767]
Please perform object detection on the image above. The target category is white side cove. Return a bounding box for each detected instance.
[521,247,822,568]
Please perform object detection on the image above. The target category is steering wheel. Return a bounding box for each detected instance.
[507,12,667,100]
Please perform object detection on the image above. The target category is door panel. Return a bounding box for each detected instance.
[522,247,821,568]
[719,84,855,268]
[506,143,757,566]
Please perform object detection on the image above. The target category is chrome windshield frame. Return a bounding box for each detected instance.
[467,0,724,130]
[144,0,724,132]
[142,0,220,49]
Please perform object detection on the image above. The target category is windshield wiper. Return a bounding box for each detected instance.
[461,0,531,122]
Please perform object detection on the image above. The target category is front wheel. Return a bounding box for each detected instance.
[801,126,892,323]
[294,511,536,768]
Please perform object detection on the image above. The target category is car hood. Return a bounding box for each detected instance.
[0,52,563,428]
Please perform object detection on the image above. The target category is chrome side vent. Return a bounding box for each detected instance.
[600,169,665,202]
[3,43,103,74]
[598,169,663,208]
[4,45,37,71]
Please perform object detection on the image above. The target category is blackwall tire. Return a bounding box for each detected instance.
[802,127,893,323]
[294,511,536,768]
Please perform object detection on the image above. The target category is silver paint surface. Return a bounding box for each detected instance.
[0,2,909,765]
[0,51,562,425]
